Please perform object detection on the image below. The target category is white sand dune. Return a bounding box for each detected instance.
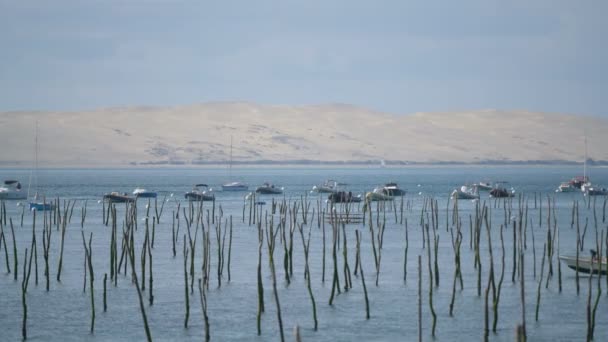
[0,103,605,167]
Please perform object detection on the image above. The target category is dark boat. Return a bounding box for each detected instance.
[489,182,514,198]
[255,182,283,195]
[328,191,362,203]
[103,192,135,203]
[185,184,215,201]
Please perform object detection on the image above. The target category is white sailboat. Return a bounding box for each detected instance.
[222,136,248,191]
[29,121,54,211]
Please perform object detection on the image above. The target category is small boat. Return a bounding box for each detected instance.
[475,181,493,191]
[133,188,157,198]
[451,185,479,200]
[559,250,607,275]
[583,185,608,197]
[222,137,249,192]
[255,182,283,195]
[185,184,215,201]
[380,182,406,197]
[365,188,394,202]
[311,180,339,193]
[0,180,27,200]
[103,192,135,203]
[556,182,577,193]
[328,191,362,203]
[29,202,54,211]
[222,181,249,192]
[28,122,55,211]
[489,182,515,198]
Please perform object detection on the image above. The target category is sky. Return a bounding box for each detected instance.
[0,0,607,116]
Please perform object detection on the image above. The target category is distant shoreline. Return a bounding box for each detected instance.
[0,159,604,169]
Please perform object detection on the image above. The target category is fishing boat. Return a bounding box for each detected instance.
[328,191,362,203]
[451,185,479,200]
[0,180,27,200]
[559,250,607,275]
[311,180,339,193]
[489,182,515,198]
[222,136,249,192]
[133,188,157,198]
[185,184,215,201]
[255,182,283,195]
[103,192,135,203]
[28,122,55,211]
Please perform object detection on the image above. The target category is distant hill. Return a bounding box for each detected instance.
[0,103,605,167]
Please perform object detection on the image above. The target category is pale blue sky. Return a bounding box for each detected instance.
[1,0,606,115]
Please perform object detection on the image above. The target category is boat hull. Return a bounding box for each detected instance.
[134,192,157,198]
[559,255,607,275]
[255,188,283,195]
[185,193,215,201]
[29,202,55,211]
[328,192,362,203]
[0,191,27,200]
[103,194,135,203]
[222,183,249,191]
[451,190,479,200]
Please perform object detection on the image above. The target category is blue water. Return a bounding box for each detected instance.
[0,166,607,341]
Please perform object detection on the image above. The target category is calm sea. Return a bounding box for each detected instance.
[0,166,606,341]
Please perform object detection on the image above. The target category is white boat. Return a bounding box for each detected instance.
[475,181,493,191]
[222,181,249,192]
[365,187,394,202]
[451,185,479,200]
[311,180,339,193]
[133,188,157,198]
[255,182,283,195]
[222,136,248,192]
[583,185,608,197]
[0,180,27,200]
[380,182,406,197]
[559,251,607,275]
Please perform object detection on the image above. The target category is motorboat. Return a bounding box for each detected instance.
[0,180,27,200]
[379,182,406,197]
[475,181,493,191]
[328,191,362,203]
[311,180,339,193]
[255,182,283,195]
[29,202,54,211]
[556,182,577,193]
[583,185,608,197]
[451,185,479,200]
[366,188,394,202]
[489,182,515,198]
[185,184,215,201]
[222,181,249,192]
[133,188,157,198]
[103,192,135,203]
[559,250,607,275]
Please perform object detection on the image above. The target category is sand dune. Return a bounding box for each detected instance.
[0,103,605,167]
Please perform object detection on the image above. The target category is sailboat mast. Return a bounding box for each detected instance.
[35,121,39,197]
[229,136,233,180]
[584,135,588,181]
